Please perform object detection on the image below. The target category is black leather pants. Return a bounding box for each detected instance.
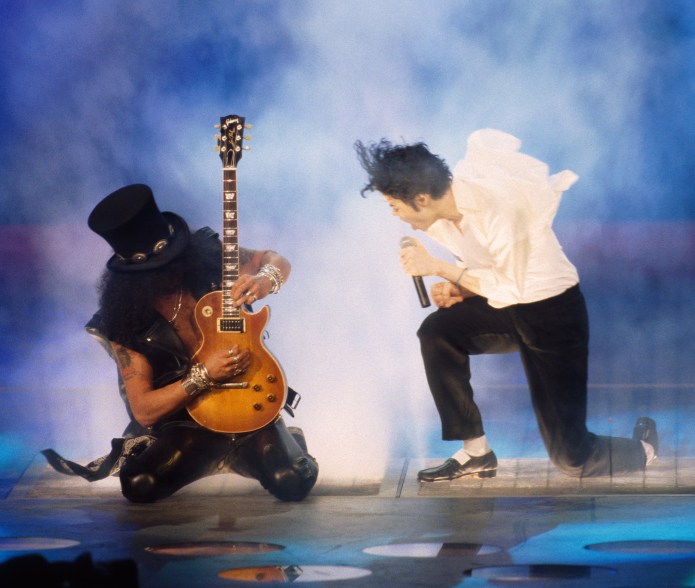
[119,417,318,503]
[417,285,646,477]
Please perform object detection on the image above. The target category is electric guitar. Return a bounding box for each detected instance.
[186,114,287,433]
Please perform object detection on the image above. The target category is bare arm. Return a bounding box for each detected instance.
[232,248,292,306]
[112,342,251,428]
[112,343,190,428]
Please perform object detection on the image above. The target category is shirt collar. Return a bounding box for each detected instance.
[451,178,479,213]
[425,180,477,238]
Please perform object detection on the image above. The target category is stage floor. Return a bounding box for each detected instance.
[3,450,695,587]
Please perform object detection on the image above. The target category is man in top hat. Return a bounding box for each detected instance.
[43,184,318,503]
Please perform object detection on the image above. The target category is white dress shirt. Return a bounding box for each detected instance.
[426,129,579,308]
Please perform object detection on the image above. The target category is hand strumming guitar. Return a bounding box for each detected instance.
[203,343,251,382]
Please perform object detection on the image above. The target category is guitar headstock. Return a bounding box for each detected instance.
[215,114,251,168]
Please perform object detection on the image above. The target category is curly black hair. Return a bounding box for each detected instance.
[96,229,220,346]
[354,139,452,206]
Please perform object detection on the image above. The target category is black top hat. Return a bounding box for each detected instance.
[88,184,190,272]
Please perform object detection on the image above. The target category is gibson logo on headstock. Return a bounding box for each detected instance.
[215,115,251,168]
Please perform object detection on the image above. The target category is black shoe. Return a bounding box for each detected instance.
[633,417,658,456]
[418,451,498,482]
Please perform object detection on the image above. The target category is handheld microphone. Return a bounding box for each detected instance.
[399,236,431,308]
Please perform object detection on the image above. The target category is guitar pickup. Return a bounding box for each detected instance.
[218,318,245,333]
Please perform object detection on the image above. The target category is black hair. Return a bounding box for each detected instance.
[96,229,220,346]
[354,139,452,206]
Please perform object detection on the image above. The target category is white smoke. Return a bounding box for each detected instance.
[3,0,690,477]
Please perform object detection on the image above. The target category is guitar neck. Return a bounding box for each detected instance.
[221,166,239,318]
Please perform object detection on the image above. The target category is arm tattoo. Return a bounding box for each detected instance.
[115,346,132,369]
[239,247,253,266]
[114,345,147,382]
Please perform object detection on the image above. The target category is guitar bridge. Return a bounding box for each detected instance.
[218,318,245,333]
[215,382,249,389]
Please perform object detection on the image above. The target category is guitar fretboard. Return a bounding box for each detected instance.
[221,166,239,318]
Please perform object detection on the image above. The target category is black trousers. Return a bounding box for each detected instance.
[119,416,318,502]
[417,285,646,477]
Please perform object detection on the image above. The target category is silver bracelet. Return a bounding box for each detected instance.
[257,264,284,294]
[181,363,214,398]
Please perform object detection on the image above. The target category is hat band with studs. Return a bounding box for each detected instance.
[115,224,175,264]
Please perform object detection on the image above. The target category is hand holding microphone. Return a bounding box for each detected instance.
[399,236,431,308]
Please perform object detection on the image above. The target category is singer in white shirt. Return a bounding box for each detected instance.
[355,128,657,481]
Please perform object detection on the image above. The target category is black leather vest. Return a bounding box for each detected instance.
[85,227,221,436]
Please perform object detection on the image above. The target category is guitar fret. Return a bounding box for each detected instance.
[222,166,239,318]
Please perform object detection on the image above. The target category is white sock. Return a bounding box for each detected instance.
[641,440,657,466]
[452,435,491,463]
[464,435,491,457]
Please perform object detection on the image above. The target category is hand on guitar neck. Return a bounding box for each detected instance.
[229,256,287,307]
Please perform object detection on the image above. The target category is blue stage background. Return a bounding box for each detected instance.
[1,1,693,480]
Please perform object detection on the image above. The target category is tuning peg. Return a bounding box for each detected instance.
[244,135,252,140]
[243,146,251,151]
[214,124,221,129]
[245,124,253,130]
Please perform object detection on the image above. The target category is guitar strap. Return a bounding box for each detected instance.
[284,386,301,416]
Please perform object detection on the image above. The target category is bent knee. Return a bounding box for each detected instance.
[417,311,444,341]
[549,451,589,478]
[265,456,318,502]
[120,472,160,503]
[552,461,584,478]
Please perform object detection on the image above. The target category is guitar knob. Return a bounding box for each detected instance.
[253,384,262,391]
[266,394,276,402]
[253,403,262,411]
[266,375,277,383]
